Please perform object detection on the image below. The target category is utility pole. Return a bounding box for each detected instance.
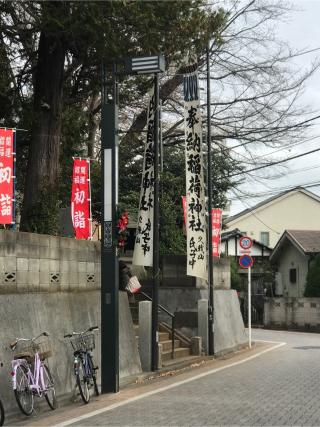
[206,45,214,356]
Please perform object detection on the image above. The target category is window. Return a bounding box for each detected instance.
[289,268,297,284]
[260,232,270,246]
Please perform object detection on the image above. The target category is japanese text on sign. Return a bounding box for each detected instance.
[212,208,222,257]
[0,128,14,224]
[71,158,91,240]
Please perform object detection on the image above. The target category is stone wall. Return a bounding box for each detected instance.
[264,297,320,331]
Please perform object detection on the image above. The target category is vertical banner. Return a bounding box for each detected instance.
[132,91,155,266]
[0,128,14,225]
[71,158,91,240]
[184,69,207,279]
[212,208,222,257]
[182,196,187,225]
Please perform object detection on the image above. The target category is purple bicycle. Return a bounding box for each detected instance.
[10,331,57,416]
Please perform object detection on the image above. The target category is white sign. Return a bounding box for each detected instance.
[184,70,207,280]
[132,91,155,267]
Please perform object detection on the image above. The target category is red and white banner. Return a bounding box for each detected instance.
[71,158,91,240]
[212,208,222,257]
[0,128,14,224]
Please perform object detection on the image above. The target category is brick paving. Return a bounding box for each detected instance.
[11,329,320,426]
[70,329,320,426]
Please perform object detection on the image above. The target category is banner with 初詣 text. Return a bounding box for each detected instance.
[212,208,222,257]
[184,70,207,280]
[0,128,14,225]
[71,158,91,240]
[132,90,155,267]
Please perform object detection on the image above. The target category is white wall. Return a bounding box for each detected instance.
[226,191,320,248]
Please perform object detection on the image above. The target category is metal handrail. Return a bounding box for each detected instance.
[140,291,175,359]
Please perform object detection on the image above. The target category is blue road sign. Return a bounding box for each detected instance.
[239,254,253,269]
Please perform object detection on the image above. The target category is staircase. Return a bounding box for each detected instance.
[130,295,192,365]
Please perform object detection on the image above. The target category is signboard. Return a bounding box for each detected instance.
[71,158,91,240]
[0,128,14,224]
[212,208,222,257]
[132,90,155,267]
[184,69,207,280]
[239,254,253,269]
[239,236,253,250]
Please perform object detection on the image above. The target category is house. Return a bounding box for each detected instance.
[224,187,320,248]
[221,228,272,259]
[270,230,320,297]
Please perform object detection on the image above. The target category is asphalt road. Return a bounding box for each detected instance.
[66,329,320,426]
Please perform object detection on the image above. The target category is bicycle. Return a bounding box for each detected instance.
[64,326,99,404]
[0,362,5,426]
[10,331,57,416]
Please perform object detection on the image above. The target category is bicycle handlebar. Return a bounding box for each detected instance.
[63,326,99,339]
[10,331,50,350]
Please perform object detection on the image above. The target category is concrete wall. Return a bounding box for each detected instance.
[0,231,141,415]
[264,297,320,331]
[214,290,248,355]
[225,190,320,248]
[273,240,309,297]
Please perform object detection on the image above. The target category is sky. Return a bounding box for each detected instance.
[228,0,320,215]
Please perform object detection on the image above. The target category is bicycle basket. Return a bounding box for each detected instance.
[70,333,95,352]
[13,341,53,361]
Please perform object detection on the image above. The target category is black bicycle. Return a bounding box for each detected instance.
[64,326,99,404]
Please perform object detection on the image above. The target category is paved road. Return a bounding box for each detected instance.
[67,329,320,426]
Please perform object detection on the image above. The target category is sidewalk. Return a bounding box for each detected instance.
[8,341,276,426]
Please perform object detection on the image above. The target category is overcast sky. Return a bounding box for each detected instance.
[229,0,320,215]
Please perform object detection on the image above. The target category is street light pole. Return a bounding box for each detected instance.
[152,73,160,371]
[206,45,215,356]
[101,64,119,393]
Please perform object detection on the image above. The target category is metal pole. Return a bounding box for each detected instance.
[206,45,214,356]
[248,266,252,348]
[152,73,160,371]
[101,64,119,393]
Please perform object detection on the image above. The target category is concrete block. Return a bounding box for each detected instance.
[15,244,29,258]
[27,245,40,258]
[139,301,152,371]
[49,236,60,248]
[0,257,5,272]
[39,271,50,284]
[49,247,60,259]
[17,258,28,271]
[158,343,163,369]
[78,272,87,287]
[69,272,78,285]
[16,271,27,284]
[60,238,72,249]
[77,249,88,262]
[4,256,16,272]
[69,261,78,272]
[39,283,50,292]
[16,232,31,245]
[49,260,59,272]
[69,250,78,261]
[28,259,39,272]
[28,271,39,285]
[86,250,94,262]
[38,234,50,247]
[191,336,202,355]
[39,259,50,272]
[198,299,208,354]
[78,262,86,272]
[86,262,94,273]
[60,261,70,273]
[60,272,70,286]
[39,246,50,259]
[59,248,71,261]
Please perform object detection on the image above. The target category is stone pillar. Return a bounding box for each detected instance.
[198,299,208,354]
[139,301,152,371]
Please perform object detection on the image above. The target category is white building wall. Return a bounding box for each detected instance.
[226,192,320,248]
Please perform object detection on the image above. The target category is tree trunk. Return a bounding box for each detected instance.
[20,2,66,233]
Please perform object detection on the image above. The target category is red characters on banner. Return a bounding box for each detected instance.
[71,159,91,240]
[212,208,222,257]
[0,129,14,224]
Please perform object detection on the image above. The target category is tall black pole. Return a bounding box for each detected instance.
[207,46,215,356]
[152,73,160,371]
[101,64,119,392]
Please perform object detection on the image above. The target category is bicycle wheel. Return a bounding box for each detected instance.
[14,365,34,416]
[42,364,57,410]
[76,358,90,404]
[0,397,5,426]
[88,354,99,396]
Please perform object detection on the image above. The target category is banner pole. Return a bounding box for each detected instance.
[248,266,252,348]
